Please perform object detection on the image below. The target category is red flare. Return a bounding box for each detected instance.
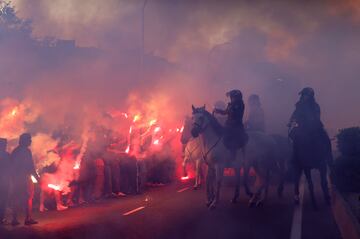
[31,175,38,183]
[48,184,61,191]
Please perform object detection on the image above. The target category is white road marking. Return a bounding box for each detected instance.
[177,187,191,193]
[290,177,305,239]
[123,206,146,216]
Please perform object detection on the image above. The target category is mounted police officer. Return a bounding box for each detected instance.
[288,87,332,206]
[214,90,248,154]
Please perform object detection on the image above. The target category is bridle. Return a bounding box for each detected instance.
[192,112,222,165]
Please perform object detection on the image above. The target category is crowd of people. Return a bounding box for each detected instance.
[0,86,333,226]
[0,127,141,226]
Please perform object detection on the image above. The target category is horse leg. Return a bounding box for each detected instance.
[182,156,188,178]
[304,168,318,210]
[209,164,224,210]
[293,165,302,205]
[319,166,331,205]
[255,167,268,207]
[206,166,215,207]
[258,169,270,207]
[243,160,253,197]
[231,166,241,204]
[277,159,285,198]
[194,159,201,190]
[249,167,262,207]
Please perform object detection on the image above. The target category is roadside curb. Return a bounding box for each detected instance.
[332,187,360,239]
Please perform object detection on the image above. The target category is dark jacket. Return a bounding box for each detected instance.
[10,146,37,182]
[216,100,245,128]
[290,100,323,131]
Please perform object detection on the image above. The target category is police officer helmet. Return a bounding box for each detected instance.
[299,87,315,97]
[226,90,243,99]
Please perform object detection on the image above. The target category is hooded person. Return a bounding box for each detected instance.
[10,133,39,226]
[0,138,11,225]
[245,94,265,132]
[214,90,248,153]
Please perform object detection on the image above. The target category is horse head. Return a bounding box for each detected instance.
[180,115,193,144]
[191,104,210,138]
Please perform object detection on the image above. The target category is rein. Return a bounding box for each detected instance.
[185,138,200,158]
[201,135,222,165]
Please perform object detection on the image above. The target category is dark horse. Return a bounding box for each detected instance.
[290,126,333,209]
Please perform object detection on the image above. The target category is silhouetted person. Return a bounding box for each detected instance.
[214,90,248,153]
[245,94,265,132]
[10,133,39,226]
[289,87,323,132]
[0,138,11,225]
[289,87,333,205]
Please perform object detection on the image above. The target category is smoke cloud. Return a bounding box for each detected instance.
[1,0,360,142]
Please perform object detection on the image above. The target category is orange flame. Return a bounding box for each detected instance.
[149,119,157,126]
[133,114,141,123]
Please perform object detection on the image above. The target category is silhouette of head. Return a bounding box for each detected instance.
[19,133,32,147]
[299,87,315,102]
[226,89,242,102]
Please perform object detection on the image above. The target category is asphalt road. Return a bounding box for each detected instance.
[0,177,342,239]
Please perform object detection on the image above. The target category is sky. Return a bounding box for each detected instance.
[2,0,360,136]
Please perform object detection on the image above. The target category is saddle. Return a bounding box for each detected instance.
[223,125,248,151]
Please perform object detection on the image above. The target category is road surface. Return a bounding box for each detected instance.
[0,178,342,239]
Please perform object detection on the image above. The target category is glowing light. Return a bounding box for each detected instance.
[73,162,80,170]
[129,126,133,134]
[125,145,130,154]
[153,139,160,145]
[122,112,128,118]
[48,184,61,191]
[31,175,38,183]
[149,119,157,126]
[154,127,161,133]
[180,126,184,133]
[181,176,189,180]
[133,115,141,123]
[11,107,17,117]
[176,128,180,132]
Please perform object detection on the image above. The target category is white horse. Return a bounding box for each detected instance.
[191,105,283,209]
[182,137,203,189]
[181,116,204,189]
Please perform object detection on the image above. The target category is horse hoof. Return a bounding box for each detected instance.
[193,186,199,190]
[256,201,264,207]
[205,200,212,207]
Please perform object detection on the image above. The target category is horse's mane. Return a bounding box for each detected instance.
[203,110,224,137]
